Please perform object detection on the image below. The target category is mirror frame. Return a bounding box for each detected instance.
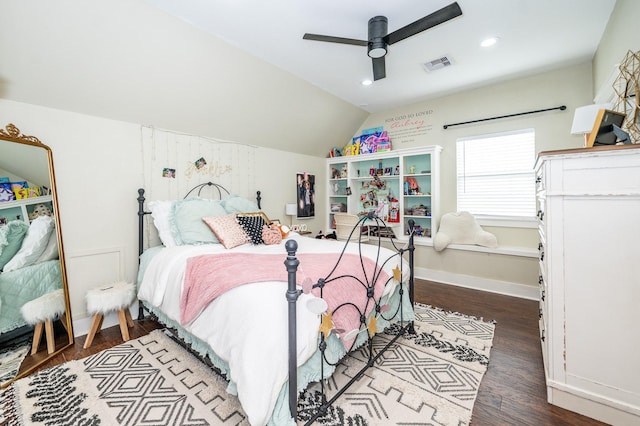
[0,123,74,387]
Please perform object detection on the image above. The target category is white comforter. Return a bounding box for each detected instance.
[137,233,408,425]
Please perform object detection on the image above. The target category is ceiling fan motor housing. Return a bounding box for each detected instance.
[368,16,388,58]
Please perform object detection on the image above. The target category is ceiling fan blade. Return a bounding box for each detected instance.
[303,33,367,47]
[372,56,386,81]
[385,2,462,45]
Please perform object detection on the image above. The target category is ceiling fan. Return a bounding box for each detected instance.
[302,2,462,81]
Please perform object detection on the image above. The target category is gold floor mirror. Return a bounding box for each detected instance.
[0,123,73,387]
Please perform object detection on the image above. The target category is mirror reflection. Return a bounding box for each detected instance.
[0,124,73,387]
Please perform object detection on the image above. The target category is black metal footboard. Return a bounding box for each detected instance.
[286,216,416,424]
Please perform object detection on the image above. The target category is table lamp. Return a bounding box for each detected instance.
[285,203,297,227]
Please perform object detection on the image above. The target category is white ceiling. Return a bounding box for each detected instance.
[145,0,617,113]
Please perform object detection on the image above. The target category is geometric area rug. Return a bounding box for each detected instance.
[297,303,496,425]
[0,303,495,426]
[0,334,32,388]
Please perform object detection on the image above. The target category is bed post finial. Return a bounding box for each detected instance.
[284,239,301,419]
[256,190,262,209]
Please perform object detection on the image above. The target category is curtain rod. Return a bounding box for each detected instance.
[443,105,566,129]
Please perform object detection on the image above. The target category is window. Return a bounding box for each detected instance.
[456,129,536,221]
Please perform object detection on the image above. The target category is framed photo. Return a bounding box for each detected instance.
[296,172,315,218]
[587,109,626,147]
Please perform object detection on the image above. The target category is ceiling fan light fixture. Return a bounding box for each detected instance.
[368,45,387,59]
[367,15,388,58]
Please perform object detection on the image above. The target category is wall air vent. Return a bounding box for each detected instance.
[423,56,453,72]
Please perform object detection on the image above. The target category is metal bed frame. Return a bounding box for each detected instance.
[136,182,416,425]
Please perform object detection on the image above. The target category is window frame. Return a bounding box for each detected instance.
[456,128,537,228]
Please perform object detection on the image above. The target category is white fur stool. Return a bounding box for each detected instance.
[21,289,67,355]
[84,281,135,349]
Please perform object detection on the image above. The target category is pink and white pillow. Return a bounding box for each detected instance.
[203,214,249,249]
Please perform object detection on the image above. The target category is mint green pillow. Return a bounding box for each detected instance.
[223,195,259,214]
[0,220,30,270]
[170,198,227,245]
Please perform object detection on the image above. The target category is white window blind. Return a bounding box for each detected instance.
[456,129,536,219]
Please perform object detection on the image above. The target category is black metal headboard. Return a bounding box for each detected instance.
[137,182,262,256]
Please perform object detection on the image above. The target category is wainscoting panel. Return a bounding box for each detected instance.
[65,247,124,336]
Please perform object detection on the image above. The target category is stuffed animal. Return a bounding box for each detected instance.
[433,211,497,252]
[262,223,283,245]
[270,222,290,239]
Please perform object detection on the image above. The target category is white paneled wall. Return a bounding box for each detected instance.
[141,126,257,201]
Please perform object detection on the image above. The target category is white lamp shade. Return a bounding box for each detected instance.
[570,103,612,134]
[285,203,297,216]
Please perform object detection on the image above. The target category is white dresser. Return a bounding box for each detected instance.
[535,145,640,425]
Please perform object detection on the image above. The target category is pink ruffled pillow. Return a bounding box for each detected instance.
[261,224,282,245]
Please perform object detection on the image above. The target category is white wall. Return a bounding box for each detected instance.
[592,0,640,102]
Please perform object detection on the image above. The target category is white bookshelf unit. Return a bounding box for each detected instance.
[0,195,53,225]
[327,145,441,244]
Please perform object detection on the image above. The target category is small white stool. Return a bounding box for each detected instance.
[21,289,67,355]
[84,281,135,349]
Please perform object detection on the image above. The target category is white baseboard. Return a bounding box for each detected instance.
[72,301,139,338]
[414,267,539,300]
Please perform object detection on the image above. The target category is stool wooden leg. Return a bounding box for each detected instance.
[124,308,134,328]
[60,312,73,344]
[118,309,130,342]
[31,323,44,355]
[84,313,104,349]
[45,319,55,354]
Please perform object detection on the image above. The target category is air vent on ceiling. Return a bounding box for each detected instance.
[423,56,453,72]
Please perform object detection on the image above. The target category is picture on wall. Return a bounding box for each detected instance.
[296,172,315,218]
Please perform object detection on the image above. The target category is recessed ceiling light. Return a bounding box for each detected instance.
[480,37,499,47]
[361,79,373,86]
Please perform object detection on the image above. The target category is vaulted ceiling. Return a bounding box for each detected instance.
[146,0,617,112]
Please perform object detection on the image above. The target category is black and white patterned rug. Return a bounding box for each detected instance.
[0,304,494,425]
[0,334,32,387]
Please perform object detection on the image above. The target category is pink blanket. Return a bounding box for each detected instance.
[181,252,391,343]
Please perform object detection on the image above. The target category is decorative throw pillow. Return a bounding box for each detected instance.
[3,216,55,272]
[0,220,30,270]
[35,228,59,263]
[223,195,260,214]
[261,224,282,245]
[433,211,498,252]
[236,211,271,225]
[148,200,177,247]
[170,198,227,245]
[236,215,267,245]
[203,215,249,249]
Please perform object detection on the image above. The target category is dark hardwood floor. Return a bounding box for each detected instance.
[26,279,605,425]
